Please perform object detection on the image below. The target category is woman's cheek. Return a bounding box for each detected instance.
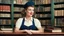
[30,12,32,15]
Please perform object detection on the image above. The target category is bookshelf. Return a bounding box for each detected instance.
[0,0,64,32]
[0,0,29,32]
[54,0,64,27]
[0,0,13,32]
[33,0,52,27]
[53,0,64,32]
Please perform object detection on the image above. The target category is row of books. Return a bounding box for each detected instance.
[0,5,51,12]
[0,28,13,33]
[0,14,22,18]
[34,14,51,18]
[0,0,29,4]
[35,6,51,12]
[0,19,17,25]
[0,30,12,33]
[0,19,11,24]
[33,0,51,4]
[40,20,51,25]
[0,0,64,5]
[0,26,12,30]
[14,14,22,18]
[1,5,63,13]
[34,0,64,4]
[14,0,28,4]
[0,5,10,12]
[39,18,64,27]
[54,10,64,16]
[0,0,51,4]
[14,7,24,12]
[0,6,24,12]
[0,5,24,12]
[54,18,64,26]
[0,14,10,17]
[54,4,64,8]
[0,3,64,13]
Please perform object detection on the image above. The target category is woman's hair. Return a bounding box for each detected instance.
[21,9,26,17]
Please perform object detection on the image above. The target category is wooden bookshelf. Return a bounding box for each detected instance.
[54,2,64,5]
[54,0,64,28]
[0,3,11,5]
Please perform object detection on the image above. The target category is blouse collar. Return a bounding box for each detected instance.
[25,17,33,21]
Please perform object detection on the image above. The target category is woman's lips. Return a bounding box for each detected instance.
[30,12,32,15]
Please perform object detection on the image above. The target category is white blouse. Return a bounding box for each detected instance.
[15,17,42,29]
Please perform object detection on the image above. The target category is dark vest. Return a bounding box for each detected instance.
[19,18,38,30]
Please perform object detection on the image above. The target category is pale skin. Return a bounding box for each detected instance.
[14,6,44,34]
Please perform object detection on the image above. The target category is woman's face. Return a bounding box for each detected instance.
[25,6,34,17]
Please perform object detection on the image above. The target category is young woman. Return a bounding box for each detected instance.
[14,1,44,34]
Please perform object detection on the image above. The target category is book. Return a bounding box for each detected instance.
[55,18,64,26]
[52,28,62,32]
[54,10,58,16]
[1,28,12,31]
[14,0,28,4]
[54,19,57,26]
[0,5,2,11]
[1,0,11,4]
[0,19,2,24]
[14,14,22,18]
[35,14,40,18]
[33,0,51,4]
[0,19,11,25]
[54,10,63,16]
[8,20,11,24]
[57,10,62,16]
[41,20,51,25]
[61,10,63,16]
[42,0,51,4]
[0,5,10,12]
[41,20,46,25]
[16,0,22,4]
[63,10,64,16]
[0,31,13,33]
[0,14,10,17]
[6,19,11,24]
[2,19,6,24]
[44,7,50,11]
[2,5,10,12]
[54,4,64,8]
[14,7,24,12]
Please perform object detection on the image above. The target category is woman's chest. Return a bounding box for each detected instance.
[24,21,33,26]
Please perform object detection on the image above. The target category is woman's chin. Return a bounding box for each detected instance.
[29,15,32,17]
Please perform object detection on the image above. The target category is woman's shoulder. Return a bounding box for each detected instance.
[33,18,40,22]
[17,18,23,21]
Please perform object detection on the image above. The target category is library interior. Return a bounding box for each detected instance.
[0,0,64,36]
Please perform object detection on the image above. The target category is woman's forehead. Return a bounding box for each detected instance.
[27,6,34,9]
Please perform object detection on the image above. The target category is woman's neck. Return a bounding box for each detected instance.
[25,16,32,20]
